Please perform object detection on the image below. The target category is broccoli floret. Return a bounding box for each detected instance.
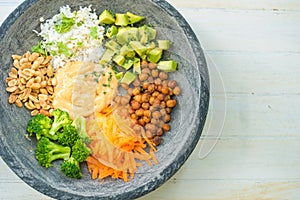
[49,109,72,136]
[35,137,71,168]
[72,139,92,162]
[72,115,91,144]
[57,124,79,147]
[27,114,57,140]
[60,157,82,179]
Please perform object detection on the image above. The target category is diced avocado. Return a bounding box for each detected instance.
[138,25,148,44]
[125,27,139,41]
[115,72,124,81]
[146,26,157,41]
[116,29,129,45]
[119,45,135,58]
[113,55,125,66]
[121,71,136,85]
[133,58,141,74]
[99,10,115,24]
[146,42,156,54]
[100,49,115,64]
[122,59,134,70]
[157,40,170,50]
[115,13,129,26]
[106,25,118,39]
[105,40,121,52]
[157,60,177,72]
[147,48,162,63]
[129,41,147,58]
[126,12,145,24]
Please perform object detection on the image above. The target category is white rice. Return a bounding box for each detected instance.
[36,5,105,69]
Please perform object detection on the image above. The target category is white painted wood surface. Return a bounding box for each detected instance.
[1,0,300,199]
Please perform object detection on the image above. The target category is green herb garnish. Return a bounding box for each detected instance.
[90,26,98,39]
[31,41,48,56]
[54,13,75,34]
[57,42,71,57]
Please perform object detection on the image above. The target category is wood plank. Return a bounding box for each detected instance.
[178,9,300,53]
[167,0,300,11]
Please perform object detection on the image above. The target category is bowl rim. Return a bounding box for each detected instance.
[0,0,210,199]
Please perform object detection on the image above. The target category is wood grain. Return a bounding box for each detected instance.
[1,0,300,199]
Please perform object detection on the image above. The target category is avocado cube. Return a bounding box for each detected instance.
[113,55,125,66]
[115,72,124,81]
[157,40,170,50]
[126,12,145,24]
[157,60,177,72]
[115,13,129,26]
[105,40,121,52]
[129,41,147,58]
[126,27,139,41]
[106,25,118,39]
[122,59,134,70]
[138,25,148,44]
[100,49,115,64]
[146,26,157,41]
[121,71,136,85]
[99,10,115,24]
[116,29,129,45]
[133,58,141,74]
[147,48,162,63]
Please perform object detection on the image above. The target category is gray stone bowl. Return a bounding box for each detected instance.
[0,0,209,199]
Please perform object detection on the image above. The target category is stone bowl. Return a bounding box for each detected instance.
[0,0,209,199]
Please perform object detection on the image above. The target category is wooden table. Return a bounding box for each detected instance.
[1,0,300,199]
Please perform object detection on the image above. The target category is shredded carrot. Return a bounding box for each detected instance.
[86,105,159,182]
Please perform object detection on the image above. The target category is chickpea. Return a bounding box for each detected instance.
[149,96,155,105]
[142,102,150,110]
[149,105,157,112]
[148,62,157,69]
[161,86,169,95]
[164,95,171,101]
[146,130,153,139]
[166,99,177,108]
[133,94,142,103]
[127,87,133,96]
[133,79,140,87]
[144,109,151,117]
[163,114,171,122]
[143,82,150,90]
[142,68,150,74]
[120,107,129,117]
[154,78,162,85]
[131,118,138,125]
[153,98,161,106]
[131,113,138,120]
[138,118,146,126]
[135,108,144,116]
[147,84,156,93]
[157,93,165,101]
[152,136,162,146]
[168,80,177,89]
[147,76,154,83]
[142,93,150,102]
[160,108,167,116]
[168,89,173,96]
[157,128,164,136]
[152,111,161,119]
[151,69,159,78]
[142,116,151,124]
[152,91,159,97]
[132,87,140,96]
[173,86,181,96]
[166,107,172,114]
[139,73,148,81]
[145,123,157,134]
[159,72,168,80]
[141,60,148,68]
[133,124,142,133]
[163,124,170,131]
[128,107,135,115]
[151,118,159,125]
[131,100,140,110]
[160,101,166,108]
[162,80,168,86]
